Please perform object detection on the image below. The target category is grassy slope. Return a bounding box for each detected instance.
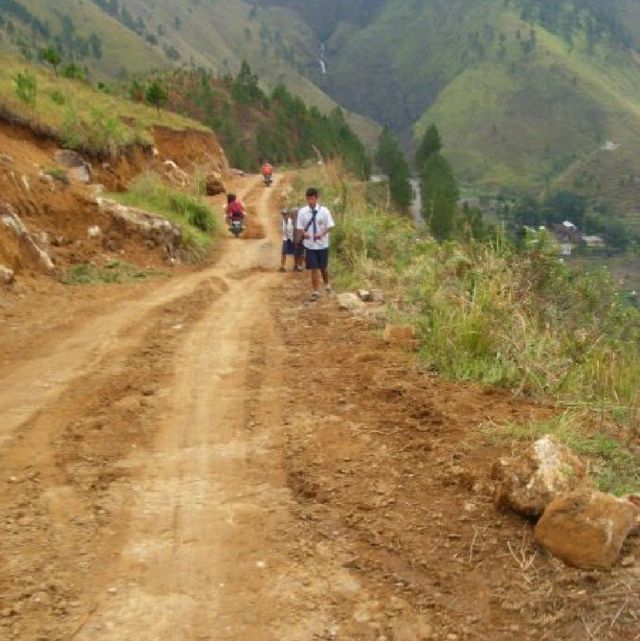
[7,0,380,148]
[413,7,640,195]
[0,55,207,152]
[322,0,640,199]
[21,0,166,76]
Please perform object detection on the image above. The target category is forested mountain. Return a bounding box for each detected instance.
[4,0,640,206]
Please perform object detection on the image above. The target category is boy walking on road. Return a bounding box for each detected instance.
[296,187,335,301]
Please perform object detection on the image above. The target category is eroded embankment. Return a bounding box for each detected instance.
[0,118,227,282]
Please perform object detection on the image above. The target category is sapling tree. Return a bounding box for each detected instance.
[40,47,62,75]
[145,80,168,116]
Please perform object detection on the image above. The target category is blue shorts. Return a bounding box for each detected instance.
[282,239,295,256]
[305,248,329,270]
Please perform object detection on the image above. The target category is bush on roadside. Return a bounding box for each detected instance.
[111,172,219,260]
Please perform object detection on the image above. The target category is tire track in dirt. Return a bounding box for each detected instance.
[0,277,227,641]
[0,174,278,640]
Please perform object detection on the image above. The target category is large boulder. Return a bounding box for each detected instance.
[54,150,92,183]
[96,197,182,259]
[204,172,225,196]
[162,160,188,187]
[491,435,591,517]
[0,202,56,274]
[535,489,640,569]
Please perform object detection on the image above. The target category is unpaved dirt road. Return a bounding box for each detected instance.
[1,174,638,641]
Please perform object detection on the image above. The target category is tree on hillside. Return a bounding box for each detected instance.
[415,123,442,169]
[375,126,412,210]
[420,152,459,240]
[145,80,168,116]
[40,46,62,75]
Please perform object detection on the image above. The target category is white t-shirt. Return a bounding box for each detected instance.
[282,217,294,241]
[296,204,335,250]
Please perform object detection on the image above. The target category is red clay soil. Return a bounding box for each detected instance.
[0,118,229,279]
[272,276,640,641]
[0,168,637,641]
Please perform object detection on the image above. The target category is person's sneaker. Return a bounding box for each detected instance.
[324,284,333,293]
[308,290,320,301]
[294,266,303,272]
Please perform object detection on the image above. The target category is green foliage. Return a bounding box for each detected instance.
[161,68,369,176]
[374,126,412,210]
[61,63,84,80]
[14,69,36,105]
[111,172,218,259]
[145,79,168,115]
[324,163,640,412]
[415,123,442,169]
[420,152,459,240]
[43,166,69,183]
[40,46,61,75]
[62,260,160,285]
[232,61,267,106]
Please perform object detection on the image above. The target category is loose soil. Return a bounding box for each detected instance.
[0,172,638,641]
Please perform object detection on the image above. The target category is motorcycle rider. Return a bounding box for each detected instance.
[224,193,246,232]
[261,160,273,185]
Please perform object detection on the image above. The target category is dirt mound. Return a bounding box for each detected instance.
[0,118,228,282]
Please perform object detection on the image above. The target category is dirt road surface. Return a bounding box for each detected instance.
[1,174,638,641]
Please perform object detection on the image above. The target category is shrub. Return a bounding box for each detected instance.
[110,172,218,259]
[15,70,37,105]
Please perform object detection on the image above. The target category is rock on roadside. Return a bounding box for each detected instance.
[338,292,364,311]
[54,149,92,183]
[205,172,225,196]
[96,197,181,259]
[491,435,591,517]
[0,264,15,284]
[535,489,640,569]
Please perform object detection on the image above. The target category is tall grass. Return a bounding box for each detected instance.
[319,162,639,490]
[111,172,219,260]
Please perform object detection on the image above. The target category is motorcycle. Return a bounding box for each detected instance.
[263,173,273,187]
[229,218,244,237]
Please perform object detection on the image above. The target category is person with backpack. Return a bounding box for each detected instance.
[296,187,335,301]
[279,207,296,272]
[279,207,304,272]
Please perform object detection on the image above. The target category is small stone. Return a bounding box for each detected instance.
[337,292,364,311]
[0,264,15,285]
[357,289,371,302]
[620,555,635,568]
[370,288,385,302]
[87,225,102,239]
[107,587,118,595]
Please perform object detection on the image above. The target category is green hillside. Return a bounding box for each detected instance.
[157,65,370,177]
[6,0,640,204]
[0,0,380,147]
[418,17,640,192]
